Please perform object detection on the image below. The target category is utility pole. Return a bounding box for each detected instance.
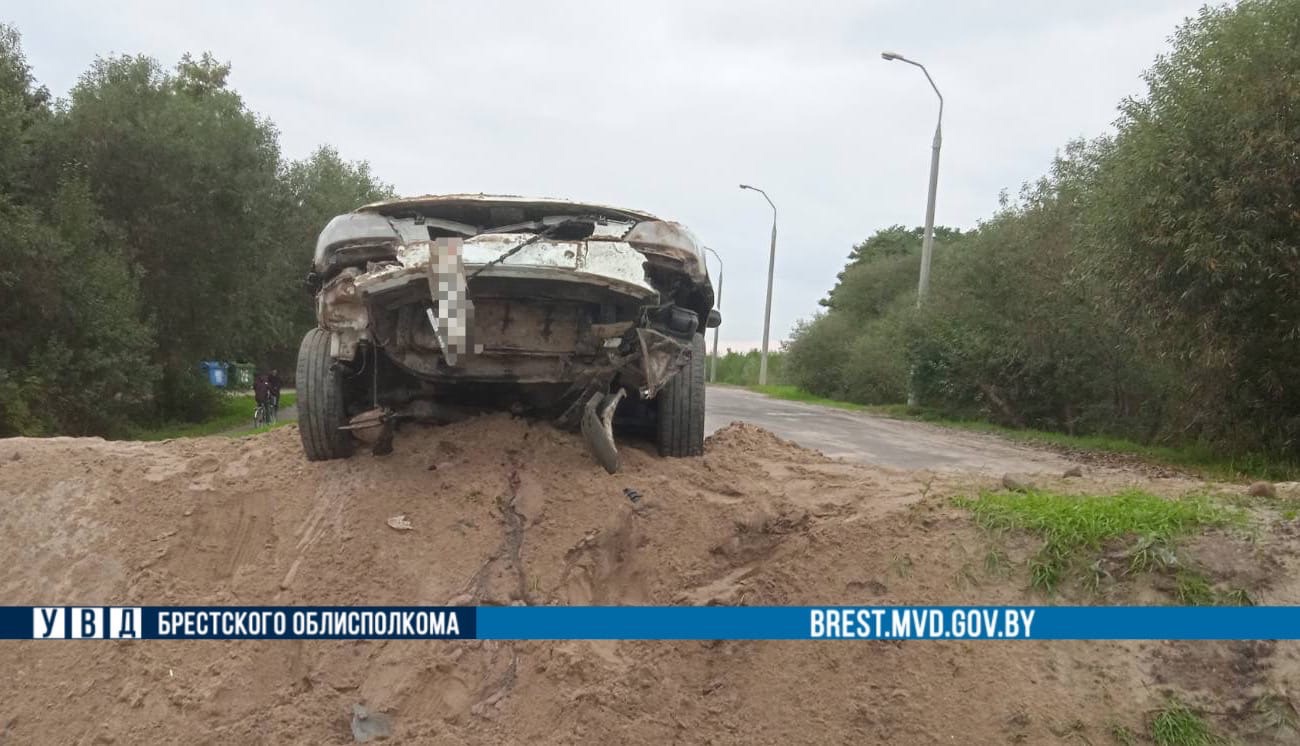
[704,247,723,383]
[882,51,943,405]
[739,184,778,386]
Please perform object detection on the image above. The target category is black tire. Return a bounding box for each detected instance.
[656,333,706,457]
[296,328,355,461]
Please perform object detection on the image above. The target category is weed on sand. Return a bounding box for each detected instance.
[954,489,1243,594]
[1150,699,1223,746]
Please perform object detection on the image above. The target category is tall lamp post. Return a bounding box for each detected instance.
[703,246,724,383]
[739,184,777,386]
[882,50,943,406]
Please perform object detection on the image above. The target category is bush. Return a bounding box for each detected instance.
[154,365,223,424]
[784,313,856,397]
[839,314,909,405]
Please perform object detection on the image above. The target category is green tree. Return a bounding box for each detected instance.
[0,24,155,435]
[821,224,963,312]
[250,146,395,370]
[0,24,50,198]
[1,27,395,433]
[787,224,963,402]
[909,141,1154,433]
[1092,0,1300,450]
[52,52,283,368]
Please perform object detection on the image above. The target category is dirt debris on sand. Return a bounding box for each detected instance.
[1,418,1299,744]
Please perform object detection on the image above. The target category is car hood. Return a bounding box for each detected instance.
[318,194,708,288]
[356,194,662,227]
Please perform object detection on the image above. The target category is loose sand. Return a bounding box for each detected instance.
[1,418,1297,743]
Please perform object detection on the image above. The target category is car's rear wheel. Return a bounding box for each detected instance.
[297,328,355,461]
[656,333,706,457]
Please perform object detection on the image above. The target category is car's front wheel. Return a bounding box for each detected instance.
[296,328,355,461]
[656,333,706,457]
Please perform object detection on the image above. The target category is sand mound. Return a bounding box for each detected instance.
[0,418,1296,744]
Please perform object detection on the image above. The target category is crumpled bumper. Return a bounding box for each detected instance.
[318,234,659,362]
[353,234,656,302]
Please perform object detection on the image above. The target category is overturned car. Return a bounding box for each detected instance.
[296,194,718,471]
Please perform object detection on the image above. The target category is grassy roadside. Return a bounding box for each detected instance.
[733,384,1299,481]
[125,392,297,441]
[744,384,873,412]
[955,488,1246,597]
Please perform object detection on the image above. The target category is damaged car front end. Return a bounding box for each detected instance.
[296,195,718,471]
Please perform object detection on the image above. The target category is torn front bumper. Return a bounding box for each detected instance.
[318,234,658,363]
[355,234,656,302]
[316,231,694,403]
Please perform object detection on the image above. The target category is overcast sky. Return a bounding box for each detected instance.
[9,0,1205,350]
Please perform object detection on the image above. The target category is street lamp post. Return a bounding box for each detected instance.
[703,247,723,383]
[882,50,943,406]
[739,184,777,386]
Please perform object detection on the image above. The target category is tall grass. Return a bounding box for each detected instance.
[124,391,296,440]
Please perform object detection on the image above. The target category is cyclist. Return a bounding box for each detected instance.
[267,368,282,418]
[253,372,271,426]
[267,369,282,408]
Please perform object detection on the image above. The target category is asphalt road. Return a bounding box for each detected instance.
[704,385,1075,474]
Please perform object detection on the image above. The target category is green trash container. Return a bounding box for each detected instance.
[230,363,255,389]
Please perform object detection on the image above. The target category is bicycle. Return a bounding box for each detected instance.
[253,396,278,428]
